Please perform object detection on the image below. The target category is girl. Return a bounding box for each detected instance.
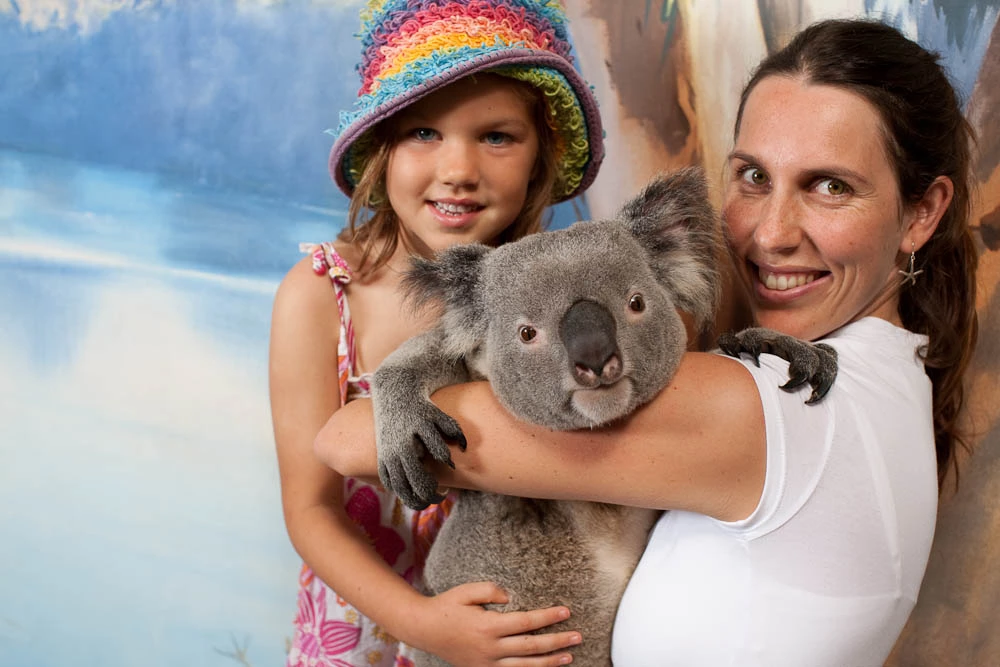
[269,2,604,666]
[319,18,979,666]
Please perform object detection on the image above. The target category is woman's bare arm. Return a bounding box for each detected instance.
[316,352,766,522]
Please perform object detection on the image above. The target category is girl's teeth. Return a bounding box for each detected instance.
[762,271,816,291]
[434,202,477,214]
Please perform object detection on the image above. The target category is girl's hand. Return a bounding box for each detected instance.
[413,581,582,666]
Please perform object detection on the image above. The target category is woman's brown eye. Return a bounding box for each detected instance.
[519,326,537,342]
[629,294,645,312]
[742,167,767,185]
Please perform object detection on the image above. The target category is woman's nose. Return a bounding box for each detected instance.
[753,193,802,251]
[437,139,479,187]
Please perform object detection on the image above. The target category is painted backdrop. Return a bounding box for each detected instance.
[4,1,999,666]
[564,1,1000,664]
[0,2,588,666]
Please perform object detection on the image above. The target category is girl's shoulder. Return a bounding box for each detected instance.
[299,240,358,281]
[273,241,355,317]
[270,248,345,371]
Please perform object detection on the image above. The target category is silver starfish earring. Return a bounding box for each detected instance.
[898,242,923,286]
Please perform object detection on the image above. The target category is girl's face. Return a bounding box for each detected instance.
[385,74,540,257]
[723,76,916,341]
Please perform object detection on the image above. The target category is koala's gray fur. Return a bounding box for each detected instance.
[371,168,837,666]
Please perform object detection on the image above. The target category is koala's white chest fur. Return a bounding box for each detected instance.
[572,501,660,595]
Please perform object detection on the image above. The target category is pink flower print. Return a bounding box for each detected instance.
[346,485,406,566]
[395,657,415,667]
[289,586,361,667]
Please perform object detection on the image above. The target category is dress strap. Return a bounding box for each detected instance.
[300,241,352,284]
[300,242,356,404]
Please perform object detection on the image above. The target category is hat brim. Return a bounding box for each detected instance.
[328,48,604,203]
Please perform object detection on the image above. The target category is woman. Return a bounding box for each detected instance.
[316,18,978,666]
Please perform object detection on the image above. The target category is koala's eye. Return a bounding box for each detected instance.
[519,325,537,342]
[628,294,646,313]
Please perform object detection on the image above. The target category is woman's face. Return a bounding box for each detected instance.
[723,75,912,341]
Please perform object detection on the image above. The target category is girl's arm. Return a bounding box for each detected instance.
[317,352,767,523]
[271,257,580,666]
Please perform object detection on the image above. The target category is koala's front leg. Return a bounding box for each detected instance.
[372,328,472,510]
[718,328,838,404]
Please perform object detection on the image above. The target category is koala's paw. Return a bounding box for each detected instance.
[718,328,838,404]
[376,399,467,511]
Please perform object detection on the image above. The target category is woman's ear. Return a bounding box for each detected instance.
[902,175,953,253]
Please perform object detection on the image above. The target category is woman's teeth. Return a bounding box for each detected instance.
[761,270,817,291]
[434,202,478,214]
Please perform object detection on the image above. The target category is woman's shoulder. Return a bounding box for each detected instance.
[670,351,781,433]
[820,318,930,390]
[676,351,763,400]
[822,317,928,358]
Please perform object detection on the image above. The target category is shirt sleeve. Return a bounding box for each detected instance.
[714,352,837,540]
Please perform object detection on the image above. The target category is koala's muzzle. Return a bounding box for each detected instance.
[560,299,623,387]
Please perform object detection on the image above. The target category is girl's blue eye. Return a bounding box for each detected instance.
[412,128,436,141]
[484,132,510,146]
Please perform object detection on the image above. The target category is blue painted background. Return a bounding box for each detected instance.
[0,1,357,206]
[0,2,590,666]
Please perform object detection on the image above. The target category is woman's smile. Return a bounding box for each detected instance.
[760,270,817,292]
[723,76,914,340]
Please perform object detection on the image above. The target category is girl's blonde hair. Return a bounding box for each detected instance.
[338,78,559,278]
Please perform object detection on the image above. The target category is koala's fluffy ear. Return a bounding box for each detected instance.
[403,243,490,345]
[618,167,722,330]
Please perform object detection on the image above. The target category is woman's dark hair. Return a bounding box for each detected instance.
[734,19,979,487]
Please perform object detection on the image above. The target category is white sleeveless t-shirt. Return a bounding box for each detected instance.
[612,318,937,667]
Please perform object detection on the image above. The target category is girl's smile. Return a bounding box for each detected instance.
[385,74,540,256]
[427,198,486,228]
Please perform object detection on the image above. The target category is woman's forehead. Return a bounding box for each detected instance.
[735,76,894,178]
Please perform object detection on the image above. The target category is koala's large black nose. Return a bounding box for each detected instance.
[560,299,622,386]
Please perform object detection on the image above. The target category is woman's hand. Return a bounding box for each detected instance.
[411,581,581,666]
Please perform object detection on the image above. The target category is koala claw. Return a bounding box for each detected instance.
[717,328,839,405]
[376,400,467,510]
[379,454,441,511]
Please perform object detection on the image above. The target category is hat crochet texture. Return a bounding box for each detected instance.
[329,0,604,202]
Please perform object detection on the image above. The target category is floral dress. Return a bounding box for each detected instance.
[287,242,454,667]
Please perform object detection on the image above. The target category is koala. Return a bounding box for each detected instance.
[372,168,837,666]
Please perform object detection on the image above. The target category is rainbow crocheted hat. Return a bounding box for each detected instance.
[329,0,604,203]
